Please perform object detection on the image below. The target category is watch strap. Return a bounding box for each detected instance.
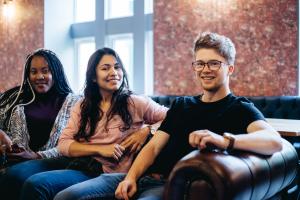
[223,132,235,151]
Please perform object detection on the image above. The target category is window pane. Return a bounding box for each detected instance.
[77,39,95,93]
[106,34,134,88]
[144,0,153,14]
[75,0,95,22]
[144,31,153,95]
[105,0,133,19]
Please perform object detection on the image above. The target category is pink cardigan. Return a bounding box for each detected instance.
[58,95,168,173]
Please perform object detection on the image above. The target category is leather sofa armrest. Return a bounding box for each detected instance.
[163,139,298,200]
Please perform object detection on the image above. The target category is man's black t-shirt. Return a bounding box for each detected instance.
[147,93,264,177]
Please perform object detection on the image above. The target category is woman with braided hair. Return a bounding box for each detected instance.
[0,47,167,200]
[0,48,79,165]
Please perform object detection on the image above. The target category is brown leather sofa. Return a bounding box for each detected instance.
[150,96,299,200]
[163,139,297,200]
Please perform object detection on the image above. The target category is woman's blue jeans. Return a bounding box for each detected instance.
[22,171,165,200]
[0,156,165,200]
[0,156,72,200]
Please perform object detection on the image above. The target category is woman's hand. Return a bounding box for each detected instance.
[7,147,41,161]
[121,126,150,154]
[97,144,125,161]
[0,129,12,152]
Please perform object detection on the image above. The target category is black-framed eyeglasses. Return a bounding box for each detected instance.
[192,60,228,71]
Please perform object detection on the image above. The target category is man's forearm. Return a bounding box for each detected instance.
[232,120,283,155]
[125,131,170,181]
[126,144,157,181]
[233,129,282,155]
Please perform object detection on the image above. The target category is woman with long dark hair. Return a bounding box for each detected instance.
[0,48,79,163]
[0,48,167,200]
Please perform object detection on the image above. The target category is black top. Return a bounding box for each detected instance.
[147,93,265,176]
[24,88,66,151]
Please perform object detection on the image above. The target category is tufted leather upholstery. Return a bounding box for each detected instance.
[150,95,299,200]
[163,140,297,200]
[151,96,300,119]
[247,96,300,119]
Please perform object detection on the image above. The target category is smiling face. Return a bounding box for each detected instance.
[194,48,234,93]
[96,55,124,95]
[29,56,54,94]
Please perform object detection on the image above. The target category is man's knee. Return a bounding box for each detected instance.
[54,190,78,200]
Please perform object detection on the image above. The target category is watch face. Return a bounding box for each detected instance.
[147,125,155,135]
[224,132,234,139]
[150,128,155,135]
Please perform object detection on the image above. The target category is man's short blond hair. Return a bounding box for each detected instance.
[194,32,236,65]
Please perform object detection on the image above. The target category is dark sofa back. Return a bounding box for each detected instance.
[247,96,300,119]
[151,95,300,120]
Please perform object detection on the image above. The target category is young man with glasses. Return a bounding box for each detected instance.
[114,32,282,200]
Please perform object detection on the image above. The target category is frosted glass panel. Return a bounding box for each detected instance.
[77,40,95,92]
[144,0,153,14]
[105,0,133,19]
[144,31,153,95]
[75,0,95,22]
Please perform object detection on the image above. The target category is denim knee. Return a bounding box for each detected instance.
[21,174,51,200]
[54,187,86,200]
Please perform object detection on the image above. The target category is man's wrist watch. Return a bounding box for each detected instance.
[223,132,235,151]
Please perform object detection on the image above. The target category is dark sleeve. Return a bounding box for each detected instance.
[158,97,184,135]
[238,101,265,130]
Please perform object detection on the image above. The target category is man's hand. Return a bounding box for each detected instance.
[0,129,12,152]
[189,129,229,150]
[115,179,137,200]
[97,144,125,161]
[121,127,150,153]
